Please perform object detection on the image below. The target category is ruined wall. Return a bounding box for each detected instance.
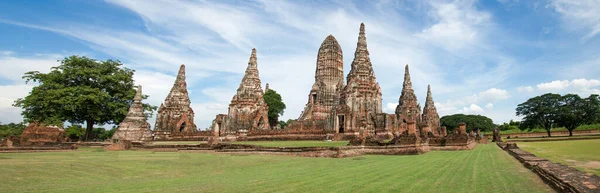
[20,122,67,146]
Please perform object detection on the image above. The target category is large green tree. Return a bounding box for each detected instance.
[13,56,157,141]
[440,114,494,132]
[263,89,286,128]
[556,94,600,136]
[516,93,561,137]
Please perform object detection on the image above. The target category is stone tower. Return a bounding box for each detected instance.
[223,48,270,134]
[333,23,383,134]
[395,64,422,134]
[298,35,344,121]
[112,85,153,142]
[422,85,441,136]
[154,64,197,140]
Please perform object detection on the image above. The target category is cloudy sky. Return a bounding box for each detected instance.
[1,0,599,129]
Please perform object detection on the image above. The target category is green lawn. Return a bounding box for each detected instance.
[152,141,206,145]
[506,134,600,141]
[519,139,600,176]
[0,144,552,192]
[231,140,349,147]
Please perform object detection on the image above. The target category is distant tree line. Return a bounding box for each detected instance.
[516,93,600,137]
[0,122,26,139]
[440,114,495,132]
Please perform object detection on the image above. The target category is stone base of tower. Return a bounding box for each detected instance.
[112,129,152,143]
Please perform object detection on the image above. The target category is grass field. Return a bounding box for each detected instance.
[519,139,600,176]
[231,140,349,147]
[505,134,600,141]
[152,141,206,145]
[0,144,552,192]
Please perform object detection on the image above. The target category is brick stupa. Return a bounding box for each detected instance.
[220,48,270,134]
[298,35,344,121]
[154,65,197,140]
[112,85,153,142]
[334,23,383,135]
[421,85,441,136]
[395,65,422,134]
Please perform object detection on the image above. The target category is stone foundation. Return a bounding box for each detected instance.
[19,123,67,146]
[498,142,600,192]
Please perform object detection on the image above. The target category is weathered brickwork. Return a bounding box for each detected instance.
[331,23,384,136]
[214,49,270,136]
[19,122,67,145]
[298,35,344,121]
[112,85,153,142]
[154,64,197,140]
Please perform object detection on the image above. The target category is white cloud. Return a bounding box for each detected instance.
[537,80,570,91]
[485,103,494,109]
[0,52,62,83]
[516,86,534,93]
[458,104,485,115]
[536,79,600,95]
[478,88,510,102]
[417,0,492,50]
[0,85,33,124]
[550,0,600,39]
[384,103,398,114]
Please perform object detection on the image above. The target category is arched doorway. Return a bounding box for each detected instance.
[179,122,186,133]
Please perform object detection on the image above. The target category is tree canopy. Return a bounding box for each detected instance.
[516,93,561,137]
[555,94,600,136]
[263,89,286,128]
[440,114,494,132]
[0,122,26,139]
[13,55,157,141]
[516,93,600,137]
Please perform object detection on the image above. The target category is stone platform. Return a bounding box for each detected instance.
[498,142,600,193]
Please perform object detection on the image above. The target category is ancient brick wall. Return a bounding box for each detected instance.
[19,122,67,146]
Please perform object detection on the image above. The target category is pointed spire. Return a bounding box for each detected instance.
[403,64,412,90]
[134,85,143,101]
[236,48,263,96]
[176,64,186,83]
[265,83,270,92]
[249,48,257,68]
[355,23,368,57]
[424,84,436,109]
[426,85,432,101]
[347,22,375,83]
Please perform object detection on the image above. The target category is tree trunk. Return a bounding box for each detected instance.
[546,129,552,137]
[569,129,573,137]
[84,119,94,141]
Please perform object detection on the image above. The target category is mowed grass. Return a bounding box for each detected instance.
[152,141,206,145]
[0,144,552,193]
[505,134,600,141]
[519,139,600,176]
[231,140,349,147]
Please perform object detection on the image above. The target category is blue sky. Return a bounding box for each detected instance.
[1,0,599,129]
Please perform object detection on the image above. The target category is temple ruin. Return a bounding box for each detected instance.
[211,49,270,136]
[163,22,471,149]
[19,122,67,146]
[154,64,198,140]
[331,23,384,137]
[279,23,447,141]
[112,85,153,142]
[298,35,345,121]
